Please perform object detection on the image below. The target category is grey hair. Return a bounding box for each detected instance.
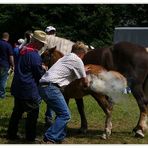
[71,41,88,54]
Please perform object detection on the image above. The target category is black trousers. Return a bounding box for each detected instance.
[7,98,40,141]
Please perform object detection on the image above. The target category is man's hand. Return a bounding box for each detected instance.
[84,65,91,74]
[8,66,14,74]
[42,64,48,71]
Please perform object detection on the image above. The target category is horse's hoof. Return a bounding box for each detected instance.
[135,130,145,138]
[78,128,87,134]
[100,133,107,140]
[106,129,112,137]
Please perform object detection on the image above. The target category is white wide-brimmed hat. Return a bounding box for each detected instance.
[45,26,56,33]
[32,30,47,44]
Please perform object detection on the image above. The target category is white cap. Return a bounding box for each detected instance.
[18,38,25,44]
[45,26,56,33]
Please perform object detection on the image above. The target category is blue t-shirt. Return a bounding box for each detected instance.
[13,46,21,65]
[0,39,13,68]
[11,48,45,101]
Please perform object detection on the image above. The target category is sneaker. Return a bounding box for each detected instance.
[42,137,55,144]
[46,140,55,144]
[41,140,55,144]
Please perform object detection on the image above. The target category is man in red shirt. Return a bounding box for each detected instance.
[7,30,46,141]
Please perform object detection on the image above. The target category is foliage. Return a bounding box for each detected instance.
[0,4,148,47]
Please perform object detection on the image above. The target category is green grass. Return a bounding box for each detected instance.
[0,75,148,144]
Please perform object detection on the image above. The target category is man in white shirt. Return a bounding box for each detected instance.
[38,41,89,144]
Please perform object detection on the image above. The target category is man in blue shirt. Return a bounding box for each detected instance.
[0,32,14,99]
[7,30,47,142]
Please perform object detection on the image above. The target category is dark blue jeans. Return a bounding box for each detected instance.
[0,67,9,98]
[38,82,71,143]
[7,98,40,141]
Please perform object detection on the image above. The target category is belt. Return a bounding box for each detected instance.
[40,82,61,88]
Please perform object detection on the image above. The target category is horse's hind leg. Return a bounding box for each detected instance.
[91,93,113,139]
[131,83,148,138]
[75,98,88,134]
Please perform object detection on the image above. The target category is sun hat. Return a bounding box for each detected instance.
[45,26,56,33]
[32,30,47,44]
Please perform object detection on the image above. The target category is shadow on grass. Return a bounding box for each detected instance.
[0,117,47,144]
[0,117,136,144]
[67,127,102,137]
[66,127,134,142]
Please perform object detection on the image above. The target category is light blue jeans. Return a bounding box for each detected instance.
[38,82,71,142]
[0,67,9,98]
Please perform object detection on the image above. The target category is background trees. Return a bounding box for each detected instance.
[0,4,148,47]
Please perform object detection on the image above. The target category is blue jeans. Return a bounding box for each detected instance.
[38,82,71,142]
[45,104,54,122]
[0,67,9,98]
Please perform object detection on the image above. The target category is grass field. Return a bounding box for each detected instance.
[0,75,148,144]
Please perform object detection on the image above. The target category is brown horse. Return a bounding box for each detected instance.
[41,46,127,139]
[83,41,148,138]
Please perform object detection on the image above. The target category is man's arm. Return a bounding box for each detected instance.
[9,55,14,70]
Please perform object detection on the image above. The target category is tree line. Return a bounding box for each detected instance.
[0,4,148,47]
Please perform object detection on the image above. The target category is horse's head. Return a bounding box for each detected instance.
[41,46,64,68]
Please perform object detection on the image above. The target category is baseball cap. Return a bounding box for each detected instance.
[45,26,56,33]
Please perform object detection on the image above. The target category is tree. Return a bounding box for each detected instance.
[0,4,148,47]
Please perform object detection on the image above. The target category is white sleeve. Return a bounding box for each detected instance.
[73,59,86,79]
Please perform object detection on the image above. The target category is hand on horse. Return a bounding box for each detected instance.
[85,65,91,74]
[42,63,48,71]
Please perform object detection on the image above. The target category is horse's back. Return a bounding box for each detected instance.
[113,41,148,61]
[112,41,148,86]
[83,47,114,70]
[113,42,148,70]
[46,35,74,55]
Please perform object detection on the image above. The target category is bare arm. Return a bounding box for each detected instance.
[9,55,15,70]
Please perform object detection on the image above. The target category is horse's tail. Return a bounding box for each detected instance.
[144,74,148,104]
[143,75,148,99]
[103,45,115,71]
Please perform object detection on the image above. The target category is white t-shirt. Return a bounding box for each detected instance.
[40,53,86,87]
